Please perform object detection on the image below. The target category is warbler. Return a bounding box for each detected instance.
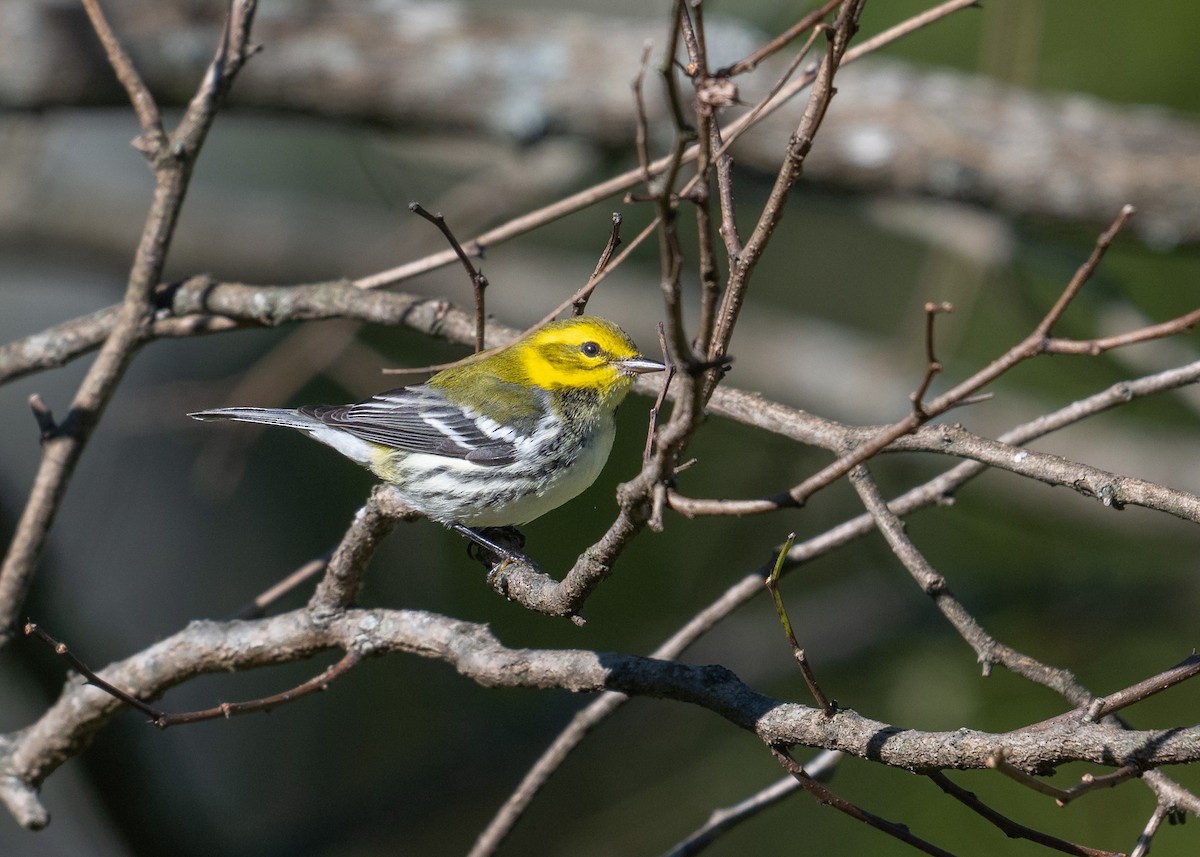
[190,317,664,559]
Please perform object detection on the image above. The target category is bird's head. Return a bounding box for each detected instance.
[515,317,664,400]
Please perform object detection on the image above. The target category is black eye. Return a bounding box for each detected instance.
[580,341,602,358]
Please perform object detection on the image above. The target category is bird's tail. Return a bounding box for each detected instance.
[188,407,323,431]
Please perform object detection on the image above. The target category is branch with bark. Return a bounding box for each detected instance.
[2,2,1199,856]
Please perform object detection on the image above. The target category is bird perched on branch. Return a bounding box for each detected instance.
[190,316,664,562]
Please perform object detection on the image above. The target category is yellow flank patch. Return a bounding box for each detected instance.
[368,442,399,481]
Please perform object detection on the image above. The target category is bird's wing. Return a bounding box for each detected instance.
[299,382,545,466]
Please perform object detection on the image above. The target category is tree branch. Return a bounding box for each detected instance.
[0,1,259,646]
[5,604,1200,830]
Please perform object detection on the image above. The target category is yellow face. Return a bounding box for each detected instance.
[518,318,645,392]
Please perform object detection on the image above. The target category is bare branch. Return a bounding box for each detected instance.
[1130,803,1171,857]
[911,301,954,416]
[8,604,1200,830]
[1086,653,1200,722]
[706,0,865,375]
[307,485,418,616]
[1035,205,1136,340]
[409,202,490,352]
[928,771,1121,857]
[353,0,979,291]
[78,0,165,154]
[26,622,363,729]
[718,0,844,75]
[771,747,959,857]
[765,533,832,713]
[660,754,841,857]
[0,2,260,646]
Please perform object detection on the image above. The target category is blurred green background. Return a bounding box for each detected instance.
[2,1,1199,856]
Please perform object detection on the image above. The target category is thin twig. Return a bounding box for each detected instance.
[410,202,490,352]
[1054,766,1142,807]
[353,0,979,292]
[765,533,832,713]
[229,553,332,620]
[718,0,844,75]
[1130,803,1170,857]
[706,118,739,337]
[771,747,959,857]
[661,753,842,857]
[1035,205,1136,340]
[25,622,162,720]
[687,69,721,363]
[78,0,164,154]
[987,751,1073,799]
[574,212,623,316]
[0,0,260,647]
[527,216,661,333]
[468,692,632,857]
[927,771,1121,857]
[659,0,692,137]
[632,41,655,182]
[1086,652,1200,721]
[1045,306,1200,356]
[987,750,1142,809]
[28,620,362,729]
[151,651,362,728]
[911,301,953,416]
[28,395,58,441]
[643,322,674,465]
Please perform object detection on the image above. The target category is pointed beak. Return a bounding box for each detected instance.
[617,356,666,375]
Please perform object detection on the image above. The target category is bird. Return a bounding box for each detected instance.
[189,316,665,562]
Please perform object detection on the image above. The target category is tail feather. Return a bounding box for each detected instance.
[189,407,380,468]
[188,407,322,431]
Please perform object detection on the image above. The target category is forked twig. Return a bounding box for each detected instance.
[574,212,623,316]
[1054,767,1142,807]
[911,301,953,416]
[671,203,1146,518]
[987,749,1136,811]
[26,621,362,729]
[771,747,958,857]
[928,771,1121,857]
[353,0,980,292]
[469,355,1200,856]
[717,0,844,75]
[0,0,260,648]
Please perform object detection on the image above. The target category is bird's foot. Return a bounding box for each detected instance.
[448,523,531,570]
